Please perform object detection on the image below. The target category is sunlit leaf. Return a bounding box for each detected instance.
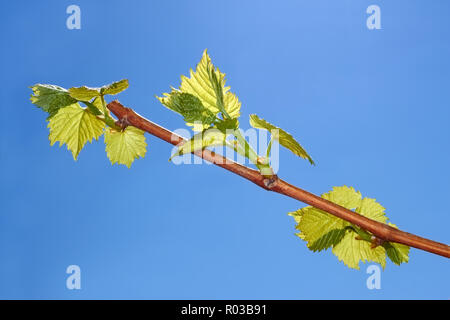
[157,91,216,129]
[48,103,105,159]
[30,84,77,118]
[249,114,314,165]
[69,79,129,101]
[290,186,410,270]
[104,126,147,168]
[101,79,129,95]
[68,86,100,101]
[159,50,241,122]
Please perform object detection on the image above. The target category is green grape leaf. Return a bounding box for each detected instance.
[100,79,129,95]
[157,91,217,129]
[105,126,147,168]
[69,79,129,101]
[178,50,241,119]
[249,114,314,165]
[30,84,77,118]
[169,129,227,161]
[291,186,409,270]
[68,86,101,101]
[48,103,105,160]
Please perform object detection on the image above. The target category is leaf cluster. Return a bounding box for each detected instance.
[289,186,410,269]
[30,80,146,167]
[157,50,314,173]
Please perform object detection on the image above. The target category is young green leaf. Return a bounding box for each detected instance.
[157,91,217,130]
[169,129,227,161]
[290,186,410,270]
[249,114,314,165]
[100,79,129,95]
[48,103,105,160]
[69,79,129,101]
[177,49,241,119]
[68,86,101,101]
[105,126,147,168]
[30,84,77,118]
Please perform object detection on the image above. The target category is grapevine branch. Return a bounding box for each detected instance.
[108,100,450,259]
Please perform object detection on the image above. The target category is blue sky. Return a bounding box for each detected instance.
[0,0,449,299]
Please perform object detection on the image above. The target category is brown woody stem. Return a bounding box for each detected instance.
[107,100,450,259]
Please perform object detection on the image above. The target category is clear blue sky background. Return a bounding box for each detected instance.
[0,0,449,299]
